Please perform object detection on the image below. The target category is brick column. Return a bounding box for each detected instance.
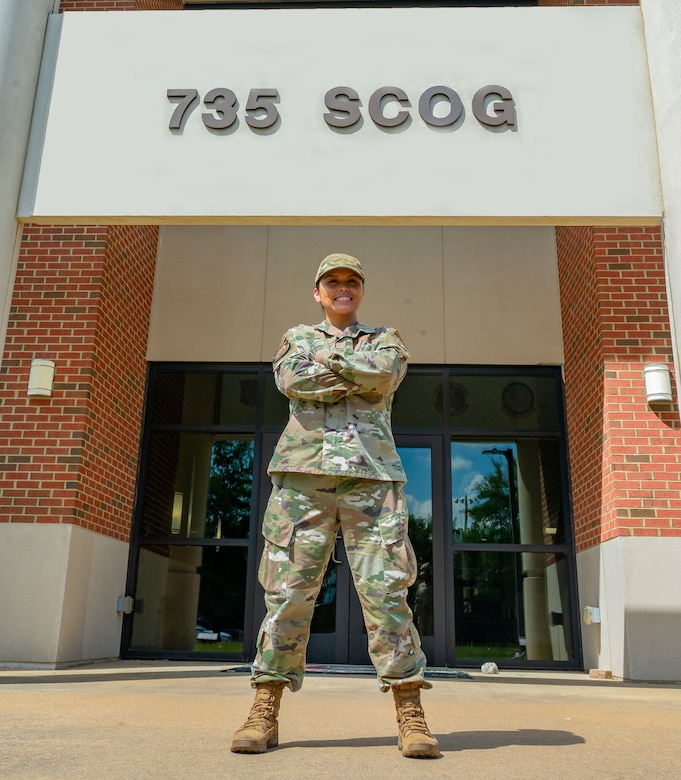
[557,225,681,679]
[0,225,157,538]
[0,223,159,665]
[557,225,681,550]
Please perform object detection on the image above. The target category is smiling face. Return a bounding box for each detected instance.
[313,267,365,329]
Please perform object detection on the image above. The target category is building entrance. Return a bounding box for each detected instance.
[122,364,581,670]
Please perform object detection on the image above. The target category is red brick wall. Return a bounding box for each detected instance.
[60,1,134,8]
[539,1,639,5]
[137,0,183,8]
[76,225,158,538]
[557,226,681,551]
[60,1,182,12]
[556,226,602,549]
[0,225,157,541]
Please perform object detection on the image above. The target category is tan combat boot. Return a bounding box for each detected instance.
[230,682,286,753]
[392,682,439,758]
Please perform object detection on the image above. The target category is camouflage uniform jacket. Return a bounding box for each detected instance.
[268,319,409,482]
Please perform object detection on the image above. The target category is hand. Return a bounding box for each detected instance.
[313,348,332,365]
[358,391,383,403]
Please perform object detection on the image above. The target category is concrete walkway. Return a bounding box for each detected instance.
[1,662,680,779]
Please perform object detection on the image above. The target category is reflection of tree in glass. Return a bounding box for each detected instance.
[206,439,254,539]
[460,458,520,644]
[408,513,432,566]
[463,458,512,544]
[407,513,433,636]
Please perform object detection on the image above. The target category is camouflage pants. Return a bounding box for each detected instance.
[251,472,430,693]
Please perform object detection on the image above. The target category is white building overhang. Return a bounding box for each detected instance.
[19,6,662,226]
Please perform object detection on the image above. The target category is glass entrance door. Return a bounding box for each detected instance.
[304,439,438,666]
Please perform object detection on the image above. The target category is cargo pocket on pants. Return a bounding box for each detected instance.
[376,506,417,591]
[258,487,295,592]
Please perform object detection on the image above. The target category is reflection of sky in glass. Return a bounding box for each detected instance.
[398,443,518,524]
[399,448,432,519]
[451,442,516,530]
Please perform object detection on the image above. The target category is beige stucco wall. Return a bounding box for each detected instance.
[148,225,563,365]
[0,524,128,668]
[577,537,681,681]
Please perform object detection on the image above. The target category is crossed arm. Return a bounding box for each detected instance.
[274,331,407,403]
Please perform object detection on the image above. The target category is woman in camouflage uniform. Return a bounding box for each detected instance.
[231,254,439,758]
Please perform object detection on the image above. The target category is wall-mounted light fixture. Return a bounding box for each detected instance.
[27,358,55,397]
[643,362,673,404]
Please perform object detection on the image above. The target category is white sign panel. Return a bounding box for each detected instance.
[20,7,661,224]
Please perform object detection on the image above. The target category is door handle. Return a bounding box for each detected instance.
[331,532,343,564]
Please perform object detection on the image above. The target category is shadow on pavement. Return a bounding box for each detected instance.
[276,728,585,752]
[0,667,228,686]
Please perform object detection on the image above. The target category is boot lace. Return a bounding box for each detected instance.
[241,694,277,731]
[397,700,431,736]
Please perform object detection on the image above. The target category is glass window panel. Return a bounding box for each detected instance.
[536,439,567,545]
[452,440,565,545]
[449,373,560,432]
[141,433,254,539]
[152,372,217,425]
[141,432,182,538]
[218,373,258,426]
[454,551,574,663]
[130,545,248,656]
[401,447,434,638]
[263,373,290,426]
[206,438,255,538]
[392,374,443,430]
[452,441,518,544]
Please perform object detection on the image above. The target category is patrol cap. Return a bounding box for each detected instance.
[315,253,365,284]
